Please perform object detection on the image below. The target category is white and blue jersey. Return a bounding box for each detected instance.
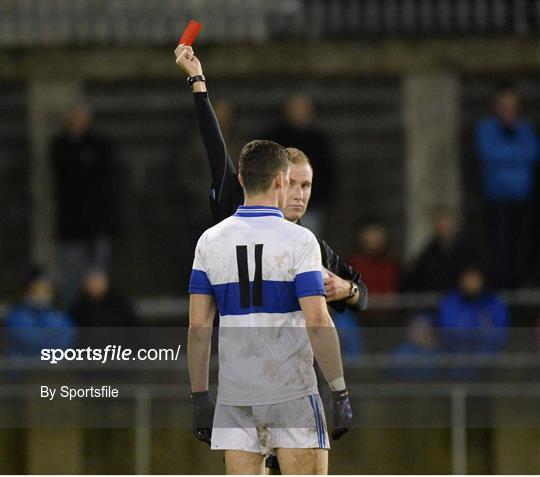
[189,205,326,406]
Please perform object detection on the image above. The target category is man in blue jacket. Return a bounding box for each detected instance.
[5,266,75,358]
[437,265,508,380]
[475,83,539,288]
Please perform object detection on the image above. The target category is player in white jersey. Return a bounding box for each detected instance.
[188,140,352,474]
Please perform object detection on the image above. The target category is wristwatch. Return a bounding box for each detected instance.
[347,281,359,299]
[187,74,205,86]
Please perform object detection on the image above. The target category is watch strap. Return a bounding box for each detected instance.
[347,281,358,299]
[187,74,206,86]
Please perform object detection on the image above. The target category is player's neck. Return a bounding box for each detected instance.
[243,193,279,209]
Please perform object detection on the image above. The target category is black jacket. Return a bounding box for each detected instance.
[407,235,474,293]
[50,130,116,241]
[193,92,367,312]
[70,290,138,328]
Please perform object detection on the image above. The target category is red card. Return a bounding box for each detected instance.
[178,20,202,46]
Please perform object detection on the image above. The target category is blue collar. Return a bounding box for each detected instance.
[234,205,284,218]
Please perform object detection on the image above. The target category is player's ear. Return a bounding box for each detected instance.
[238,173,245,189]
[275,171,284,190]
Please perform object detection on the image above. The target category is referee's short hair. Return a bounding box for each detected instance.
[239,140,289,193]
[286,147,312,168]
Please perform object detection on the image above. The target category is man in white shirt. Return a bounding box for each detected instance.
[188,139,352,474]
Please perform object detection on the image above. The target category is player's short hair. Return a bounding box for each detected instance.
[286,147,312,168]
[239,140,289,193]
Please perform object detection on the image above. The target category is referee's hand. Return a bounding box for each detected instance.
[175,44,203,77]
[191,391,215,446]
[324,271,352,302]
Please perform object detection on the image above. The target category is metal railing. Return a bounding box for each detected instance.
[1,0,539,47]
[134,287,540,320]
[1,379,539,474]
[1,287,540,322]
[2,351,540,473]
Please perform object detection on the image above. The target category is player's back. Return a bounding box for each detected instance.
[189,205,325,405]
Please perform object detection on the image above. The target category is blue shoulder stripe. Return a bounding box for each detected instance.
[295,271,325,298]
[189,269,213,295]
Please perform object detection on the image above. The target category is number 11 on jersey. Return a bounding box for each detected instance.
[236,244,264,308]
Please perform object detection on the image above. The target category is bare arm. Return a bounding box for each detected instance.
[300,295,345,389]
[187,294,216,393]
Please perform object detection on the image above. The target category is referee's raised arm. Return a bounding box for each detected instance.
[174,44,367,313]
[174,44,243,222]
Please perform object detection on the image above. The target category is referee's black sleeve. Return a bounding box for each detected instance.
[318,238,368,312]
[193,92,243,223]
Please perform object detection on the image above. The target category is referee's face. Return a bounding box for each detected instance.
[284,162,313,223]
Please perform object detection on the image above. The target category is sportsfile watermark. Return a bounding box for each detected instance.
[1,326,539,429]
[40,344,182,365]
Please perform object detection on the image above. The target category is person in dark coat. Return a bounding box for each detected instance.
[70,269,139,386]
[407,207,474,292]
[265,94,334,235]
[70,269,138,328]
[50,104,117,308]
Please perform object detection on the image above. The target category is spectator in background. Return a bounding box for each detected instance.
[475,83,539,289]
[349,219,399,294]
[70,269,138,328]
[5,266,75,357]
[69,269,139,383]
[50,104,117,309]
[390,312,439,381]
[266,94,334,235]
[407,206,473,292]
[437,265,509,380]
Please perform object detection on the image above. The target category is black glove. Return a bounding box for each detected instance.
[191,391,215,446]
[265,455,281,474]
[330,389,352,440]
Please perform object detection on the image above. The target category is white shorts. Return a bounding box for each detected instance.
[211,394,329,455]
